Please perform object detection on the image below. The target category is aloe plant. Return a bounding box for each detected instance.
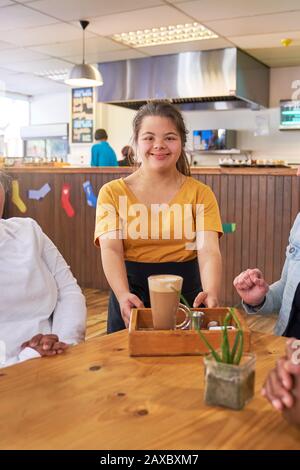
[179,294,244,365]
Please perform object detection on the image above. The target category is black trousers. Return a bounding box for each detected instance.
[107,258,202,334]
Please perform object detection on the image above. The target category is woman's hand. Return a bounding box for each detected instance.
[118,292,144,328]
[261,338,300,411]
[21,334,68,356]
[193,291,219,308]
[233,268,269,306]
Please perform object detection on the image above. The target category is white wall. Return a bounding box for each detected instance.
[30,92,69,125]
[29,65,300,165]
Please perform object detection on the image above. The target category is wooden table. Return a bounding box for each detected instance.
[0,330,299,450]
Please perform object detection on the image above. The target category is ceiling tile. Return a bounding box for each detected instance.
[137,37,231,56]
[205,11,300,37]
[174,0,300,21]
[262,57,300,67]
[0,40,15,50]
[0,22,96,47]
[3,58,74,74]
[247,46,300,60]
[65,48,149,64]
[0,48,49,65]
[87,6,195,37]
[25,0,165,22]
[0,71,68,95]
[0,1,13,6]
[0,4,57,32]
[31,36,129,59]
[229,32,300,49]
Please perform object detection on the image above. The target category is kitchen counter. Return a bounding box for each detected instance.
[2,165,298,175]
[3,165,300,305]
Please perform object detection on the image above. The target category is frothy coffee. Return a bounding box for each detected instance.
[148,275,183,329]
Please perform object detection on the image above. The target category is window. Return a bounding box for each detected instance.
[0,96,29,157]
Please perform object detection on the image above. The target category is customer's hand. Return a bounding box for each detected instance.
[118,292,144,328]
[261,338,300,411]
[21,334,68,356]
[193,291,219,308]
[233,268,269,306]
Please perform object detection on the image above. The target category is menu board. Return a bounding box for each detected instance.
[71,87,94,143]
[280,100,300,130]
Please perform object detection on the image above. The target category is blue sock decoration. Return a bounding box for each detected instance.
[83,181,97,208]
[28,183,51,200]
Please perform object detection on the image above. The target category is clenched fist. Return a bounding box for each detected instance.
[233,268,269,307]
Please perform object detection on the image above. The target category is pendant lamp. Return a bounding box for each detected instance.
[65,20,103,87]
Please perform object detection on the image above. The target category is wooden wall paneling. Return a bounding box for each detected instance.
[291,176,300,227]
[273,176,284,282]
[241,175,250,277]
[205,175,213,192]
[264,176,275,285]
[85,172,100,289]
[249,176,259,270]
[282,176,292,264]
[219,175,228,304]
[4,169,298,304]
[225,175,236,305]
[233,176,243,306]
[257,176,267,276]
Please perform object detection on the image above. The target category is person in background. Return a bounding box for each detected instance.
[119,145,134,167]
[262,338,300,427]
[0,172,86,367]
[91,128,118,167]
[94,101,223,334]
[233,211,300,339]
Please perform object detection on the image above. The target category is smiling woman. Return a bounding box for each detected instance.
[94,101,223,334]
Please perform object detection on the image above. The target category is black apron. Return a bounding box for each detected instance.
[107,258,202,334]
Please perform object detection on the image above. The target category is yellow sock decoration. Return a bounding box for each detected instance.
[12,180,27,213]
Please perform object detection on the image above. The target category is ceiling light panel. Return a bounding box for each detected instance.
[112,23,218,48]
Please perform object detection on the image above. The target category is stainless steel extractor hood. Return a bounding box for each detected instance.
[97,48,269,111]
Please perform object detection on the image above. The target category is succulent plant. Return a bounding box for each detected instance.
[180,294,244,365]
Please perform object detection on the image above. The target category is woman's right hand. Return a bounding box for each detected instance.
[118,292,144,328]
[233,268,269,306]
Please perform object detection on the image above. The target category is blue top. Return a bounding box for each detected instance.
[243,212,300,336]
[91,141,118,167]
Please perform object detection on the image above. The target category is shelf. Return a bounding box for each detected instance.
[191,149,252,155]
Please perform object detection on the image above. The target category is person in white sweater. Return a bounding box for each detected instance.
[0,174,86,367]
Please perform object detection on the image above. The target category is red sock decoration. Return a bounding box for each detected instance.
[61,183,75,218]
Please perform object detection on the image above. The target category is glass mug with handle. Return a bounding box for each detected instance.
[148,274,191,330]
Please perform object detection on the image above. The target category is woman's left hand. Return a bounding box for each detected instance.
[193,292,219,308]
[21,334,69,356]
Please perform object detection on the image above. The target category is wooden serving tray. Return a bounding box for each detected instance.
[129,307,251,356]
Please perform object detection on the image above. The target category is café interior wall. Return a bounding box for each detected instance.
[30,92,69,125]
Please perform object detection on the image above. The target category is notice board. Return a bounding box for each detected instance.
[71,87,94,143]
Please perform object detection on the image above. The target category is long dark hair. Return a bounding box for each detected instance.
[132,101,191,176]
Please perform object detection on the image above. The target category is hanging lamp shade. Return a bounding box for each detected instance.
[65,20,103,88]
[65,63,103,87]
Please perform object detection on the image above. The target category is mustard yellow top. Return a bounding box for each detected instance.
[94,177,223,263]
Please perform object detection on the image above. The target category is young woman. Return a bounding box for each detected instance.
[95,101,223,333]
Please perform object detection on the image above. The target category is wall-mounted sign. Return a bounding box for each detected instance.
[71,87,94,143]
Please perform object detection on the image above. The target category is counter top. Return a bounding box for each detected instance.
[2,165,298,175]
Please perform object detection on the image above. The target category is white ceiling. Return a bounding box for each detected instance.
[1,0,300,96]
